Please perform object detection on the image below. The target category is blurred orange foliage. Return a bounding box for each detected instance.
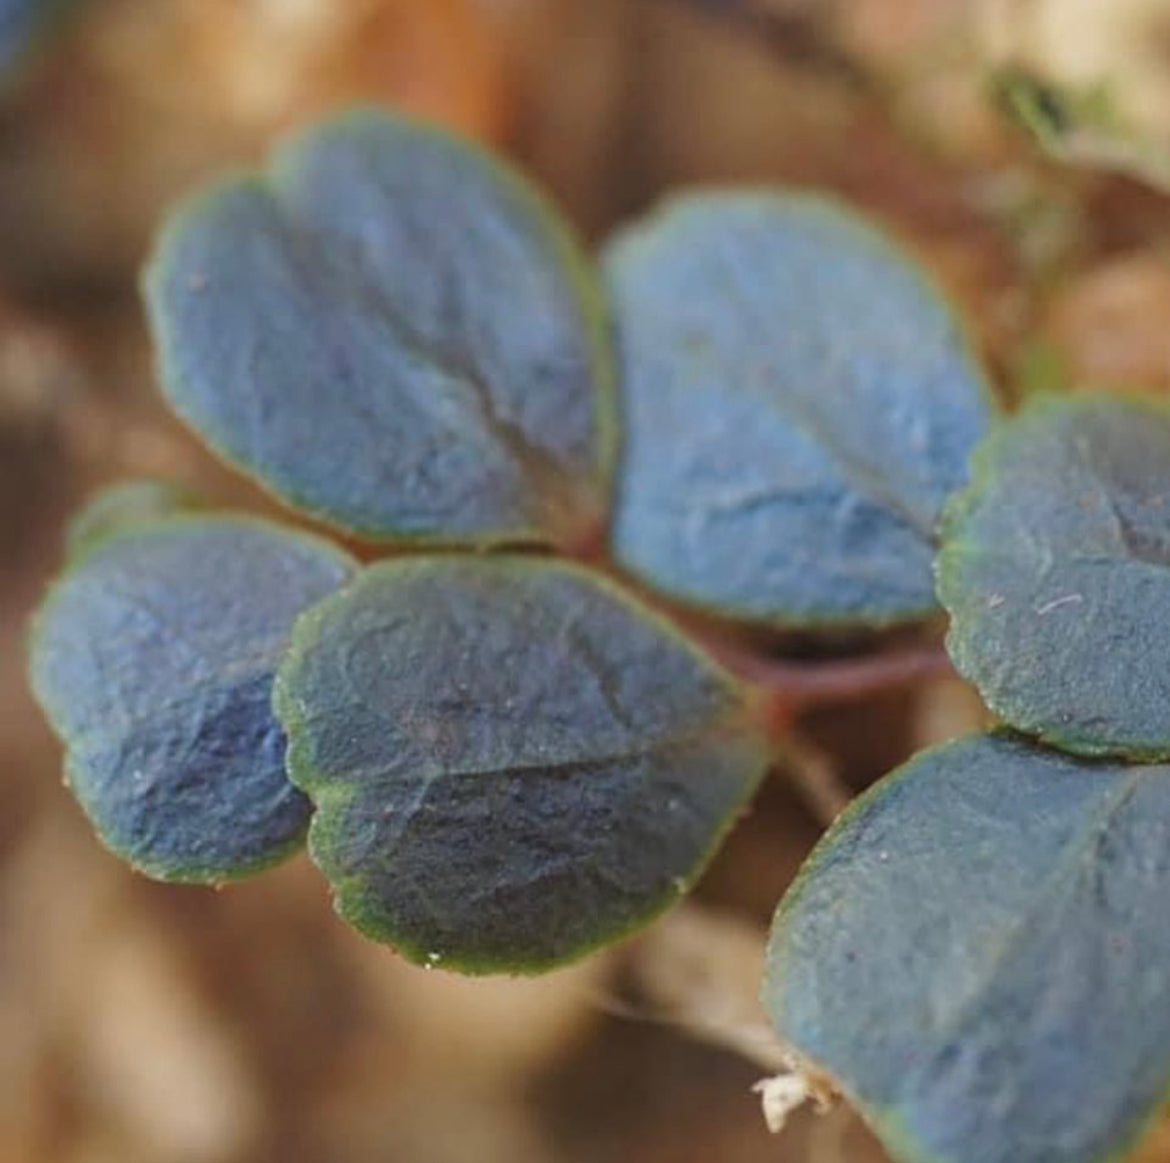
[0,0,510,284]
[90,0,508,138]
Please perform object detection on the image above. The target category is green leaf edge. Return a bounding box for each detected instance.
[762,727,1169,1163]
[603,188,1000,633]
[936,389,1170,762]
[142,107,619,551]
[65,478,204,561]
[28,509,358,886]
[273,554,772,974]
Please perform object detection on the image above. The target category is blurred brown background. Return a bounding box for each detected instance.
[4,2,1170,1161]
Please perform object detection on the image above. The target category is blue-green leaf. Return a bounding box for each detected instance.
[764,732,1170,1163]
[144,110,613,550]
[29,514,355,883]
[939,393,1170,761]
[604,194,994,629]
[274,556,770,973]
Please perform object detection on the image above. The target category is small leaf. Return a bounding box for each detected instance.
[29,514,355,883]
[764,731,1170,1163]
[66,479,201,558]
[939,392,1170,760]
[604,194,994,629]
[144,110,613,550]
[274,556,770,973]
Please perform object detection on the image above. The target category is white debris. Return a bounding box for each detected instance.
[753,1061,833,1134]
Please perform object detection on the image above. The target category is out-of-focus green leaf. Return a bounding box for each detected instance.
[604,193,994,629]
[275,556,770,973]
[994,66,1170,195]
[765,731,1170,1163]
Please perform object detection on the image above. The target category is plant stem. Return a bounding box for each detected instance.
[608,903,836,1132]
[747,644,956,723]
[611,902,790,1072]
[774,730,852,826]
[693,632,955,731]
[580,553,955,726]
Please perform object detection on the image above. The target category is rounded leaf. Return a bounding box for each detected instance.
[66,479,201,559]
[29,514,355,883]
[939,392,1170,760]
[275,556,770,973]
[144,110,614,549]
[765,732,1170,1163]
[605,193,994,629]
